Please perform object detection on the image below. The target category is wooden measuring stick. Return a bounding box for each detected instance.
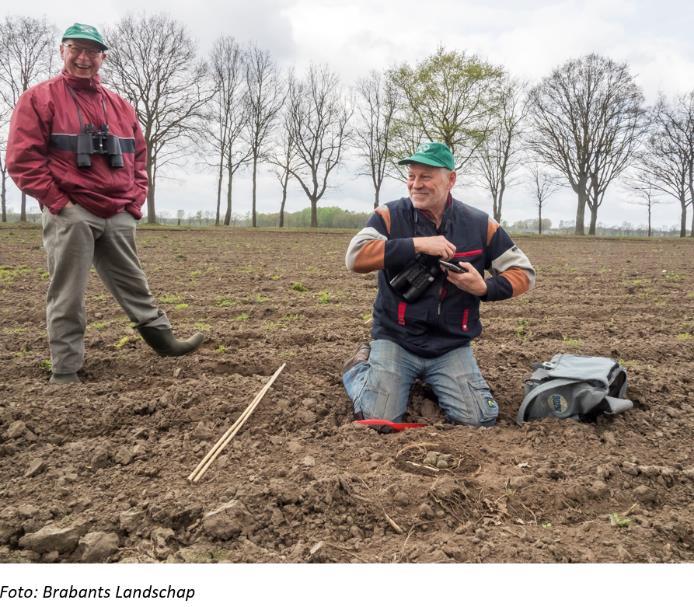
[188,363,286,483]
[188,363,285,482]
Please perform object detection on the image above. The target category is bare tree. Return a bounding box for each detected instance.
[527,162,560,235]
[388,47,504,174]
[636,96,693,237]
[528,54,644,235]
[104,14,214,223]
[221,124,253,226]
[268,91,297,228]
[286,64,351,228]
[353,71,397,207]
[473,78,527,222]
[674,91,694,236]
[0,15,56,221]
[244,44,284,228]
[270,130,295,228]
[206,36,250,226]
[0,133,8,222]
[585,75,645,234]
[623,174,667,237]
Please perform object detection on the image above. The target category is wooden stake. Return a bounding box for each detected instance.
[188,363,286,483]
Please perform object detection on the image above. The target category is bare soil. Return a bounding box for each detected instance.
[1,226,693,563]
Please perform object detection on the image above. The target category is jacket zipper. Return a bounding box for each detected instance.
[462,309,469,331]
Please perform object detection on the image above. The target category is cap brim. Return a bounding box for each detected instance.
[63,35,108,51]
[397,154,450,169]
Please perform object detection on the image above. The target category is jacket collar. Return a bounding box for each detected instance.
[61,69,103,93]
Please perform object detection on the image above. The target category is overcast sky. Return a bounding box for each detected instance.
[5,0,694,228]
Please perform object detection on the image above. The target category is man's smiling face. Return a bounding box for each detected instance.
[406,163,456,212]
[60,39,105,79]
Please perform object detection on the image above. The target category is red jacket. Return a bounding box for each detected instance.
[6,70,148,219]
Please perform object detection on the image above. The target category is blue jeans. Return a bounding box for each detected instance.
[343,339,499,426]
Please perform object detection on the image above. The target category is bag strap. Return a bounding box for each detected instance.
[603,395,633,415]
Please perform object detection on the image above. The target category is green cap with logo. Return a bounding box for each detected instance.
[398,142,455,170]
[62,23,108,51]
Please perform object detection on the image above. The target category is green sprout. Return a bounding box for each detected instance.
[216,297,236,308]
[291,282,307,292]
[114,336,131,349]
[160,294,183,304]
[609,513,631,528]
[515,318,529,340]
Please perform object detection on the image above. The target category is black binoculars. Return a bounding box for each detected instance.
[76,124,124,169]
[389,255,442,302]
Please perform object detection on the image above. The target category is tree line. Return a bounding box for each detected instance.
[0,13,692,236]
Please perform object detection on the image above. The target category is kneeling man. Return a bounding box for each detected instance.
[343,143,535,427]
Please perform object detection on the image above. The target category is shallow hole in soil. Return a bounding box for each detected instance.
[394,442,478,477]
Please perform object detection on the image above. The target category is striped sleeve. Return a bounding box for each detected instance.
[345,206,416,273]
[482,219,536,301]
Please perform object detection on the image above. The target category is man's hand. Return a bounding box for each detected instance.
[413,235,456,259]
[444,261,488,296]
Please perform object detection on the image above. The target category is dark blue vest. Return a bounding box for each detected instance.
[371,197,491,358]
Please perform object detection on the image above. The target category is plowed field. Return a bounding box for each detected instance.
[1,226,692,563]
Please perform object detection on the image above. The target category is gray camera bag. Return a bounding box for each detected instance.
[516,353,633,424]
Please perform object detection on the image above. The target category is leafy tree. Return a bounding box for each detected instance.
[388,47,504,175]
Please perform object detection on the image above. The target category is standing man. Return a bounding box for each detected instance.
[343,142,535,427]
[7,23,203,384]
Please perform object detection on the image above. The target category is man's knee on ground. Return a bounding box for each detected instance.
[445,410,497,427]
[353,385,402,421]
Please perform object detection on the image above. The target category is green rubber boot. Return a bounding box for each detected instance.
[138,327,204,357]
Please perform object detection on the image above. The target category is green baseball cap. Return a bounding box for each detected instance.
[62,23,108,51]
[398,142,455,170]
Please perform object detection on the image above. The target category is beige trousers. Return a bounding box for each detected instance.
[42,204,170,373]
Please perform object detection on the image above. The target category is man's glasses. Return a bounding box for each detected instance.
[63,43,103,58]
